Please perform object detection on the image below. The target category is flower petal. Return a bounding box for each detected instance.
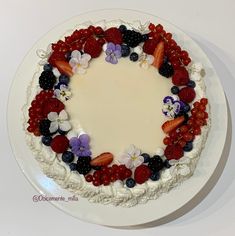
[59,120,71,131]
[146,55,154,64]
[69,58,79,68]
[114,49,122,59]
[71,50,81,60]
[59,110,68,120]
[77,67,86,74]
[107,42,115,51]
[49,121,58,133]
[82,53,91,62]
[127,144,136,156]
[133,158,144,168]
[47,112,58,121]
[79,134,90,145]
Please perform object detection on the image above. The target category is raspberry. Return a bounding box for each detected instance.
[104,27,123,44]
[50,135,69,153]
[143,39,159,55]
[83,37,102,58]
[164,144,183,160]
[179,87,196,103]
[42,98,65,117]
[172,68,190,86]
[134,165,151,184]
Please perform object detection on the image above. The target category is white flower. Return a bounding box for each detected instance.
[130,20,151,34]
[54,84,72,102]
[118,144,144,169]
[189,62,204,81]
[138,53,154,69]
[69,50,91,74]
[47,110,71,133]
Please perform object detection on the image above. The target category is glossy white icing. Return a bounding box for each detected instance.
[22,20,210,207]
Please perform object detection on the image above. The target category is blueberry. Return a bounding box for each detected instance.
[126,178,136,188]
[58,129,68,135]
[183,103,191,113]
[121,44,130,57]
[183,142,193,152]
[69,163,77,171]
[141,153,150,163]
[130,52,139,62]
[43,63,53,71]
[41,136,52,146]
[171,86,180,94]
[119,24,127,33]
[54,82,67,89]
[150,171,160,181]
[59,74,70,85]
[164,160,171,169]
[141,34,149,42]
[62,151,74,163]
[188,80,196,88]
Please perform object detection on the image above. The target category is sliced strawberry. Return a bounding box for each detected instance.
[48,52,66,67]
[162,116,185,134]
[104,27,123,44]
[164,144,183,160]
[152,41,164,69]
[90,152,114,166]
[54,61,73,77]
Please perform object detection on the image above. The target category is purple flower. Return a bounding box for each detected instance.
[105,42,122,64]
[162,96,184,118]
[69,134,92,157]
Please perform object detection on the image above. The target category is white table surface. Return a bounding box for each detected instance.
[1,0,234,235]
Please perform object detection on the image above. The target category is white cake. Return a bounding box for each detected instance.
[23,20,210,207]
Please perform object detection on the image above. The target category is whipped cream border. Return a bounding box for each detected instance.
[22,20,211,207]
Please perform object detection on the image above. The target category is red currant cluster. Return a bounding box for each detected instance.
[27,90,54,135]
[85,164,132,186]
[49,26,106,66]
[148,23,191,69]
[163,98,208,148]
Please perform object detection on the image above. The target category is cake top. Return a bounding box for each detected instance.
[26,20,208,189]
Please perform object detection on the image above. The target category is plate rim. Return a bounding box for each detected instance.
[7,8,228,227]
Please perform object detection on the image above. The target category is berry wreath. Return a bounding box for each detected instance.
[26,21,209,188]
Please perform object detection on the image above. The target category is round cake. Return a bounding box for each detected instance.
[23,19,210,207]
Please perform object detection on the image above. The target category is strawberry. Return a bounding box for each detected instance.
[143,39,159,55]
[51,135,69,153]
[54,61,73,77]
[162,116,185,134]
[152,41,164,69]
[83,37,102,58]
[164,144,183,160]
[90,152,114,166]
[134,165,151,184]
[42,98,65,117]
[48,52,66,67]
[179,87,196,103]
[104,27,123,44]
[172,68,189,86]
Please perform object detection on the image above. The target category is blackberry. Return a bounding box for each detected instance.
[122,30,142,48]
[148,155,164,172]
[39,119,51,136]
[39,70,56,90]
[77,156,92,175]
[159,62,174,78]
[69,163,77,171]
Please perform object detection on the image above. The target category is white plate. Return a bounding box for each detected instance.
[7,9,227,227]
